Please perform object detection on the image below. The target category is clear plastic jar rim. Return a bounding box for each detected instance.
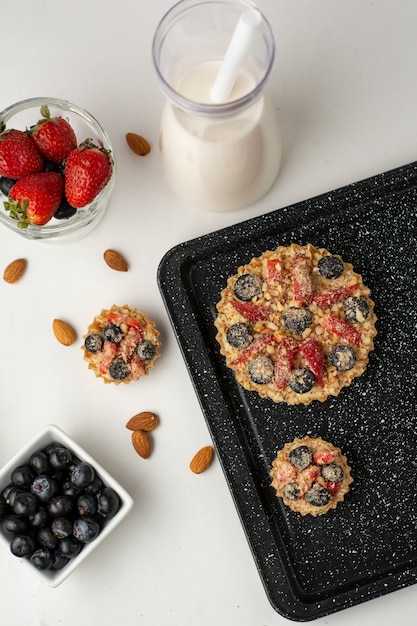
[152,0,275,117]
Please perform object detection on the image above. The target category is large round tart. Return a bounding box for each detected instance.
[214,243,377,405]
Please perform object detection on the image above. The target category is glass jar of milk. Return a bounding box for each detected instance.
[152,0,282,212]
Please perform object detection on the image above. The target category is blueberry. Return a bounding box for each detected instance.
[321,463,344,482]
[29,507,50,529]
[84,474,104,496]
[233,273,263,301]
[288,368,315,394]
[135,340,155,361]
[288,446,313,470]
[0,497,9,519]
[13,492,38,517]
[304,483,330,506]
[11,464,34,487]
[304,483,331,507]
[97,487,120,520]
[84,334,103,353]
[51,551,69,570]
[54,197,77,219]
[29,451,50,474]
[61,478,82,498]
[10,534,35,558]
[31,547,53,569]
[248,355,274,384]
[44,441,64,455]
[0,176,17,196]
[51,516,73,540]
[2,514,29,534]
[76,493,97,517]
[108,359,130,380]
[1,483,15,501]
[3,484,25,507]
[71,462,95,489]
[37,527,58,550]
[283,483,300,501]
[226,323,253,349]
[43,160,59,173]
[282,307,312,334]
[31,475,58,503]
[343,296,370,323]
[47,495,74,518]
[49,446,72,471]
[58,536,83,559]
[318,255,344,279]
[73,517,100,543]
[103,324,123,343]
[329,345,356,371]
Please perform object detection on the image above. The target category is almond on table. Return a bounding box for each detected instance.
[3,258,27,283]
[103,249,128,272]
[131,429,152,459]
[126,411,159,432]
[53,319,76,346]
[126,132,151,156]
[190,446,214,474]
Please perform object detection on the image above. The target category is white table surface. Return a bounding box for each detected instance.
[1,1,416,624]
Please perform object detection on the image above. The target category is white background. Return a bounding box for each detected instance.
[1,1,416,624]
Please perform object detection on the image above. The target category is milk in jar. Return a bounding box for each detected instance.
[160,60,281,212]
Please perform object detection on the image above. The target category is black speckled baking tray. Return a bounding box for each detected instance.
[157,161,417,621]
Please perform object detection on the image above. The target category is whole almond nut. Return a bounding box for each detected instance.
[126,411,159,432]
[3,258,27,284]
[103,249,128,272]
[131,430,152,459]
[190,445,214,474]
[53,319,76,346]
[126,132,151,156]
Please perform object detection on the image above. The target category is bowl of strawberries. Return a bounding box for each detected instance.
[0,97,115,242]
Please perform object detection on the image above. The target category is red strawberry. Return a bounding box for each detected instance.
[5,172,64,228]
[233,333,276,365]
[65,140,113,208]
[231,300,270,322]
[274,337,299,389]
[320,315,361,347]
[312,283,359,309]
[300,337,325,386]
[291,254,313,304]
[0,125,44,179]
[30,105,77,165]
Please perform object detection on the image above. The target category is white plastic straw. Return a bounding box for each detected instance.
[210,8,261,103]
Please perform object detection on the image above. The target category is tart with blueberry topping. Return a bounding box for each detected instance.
[270,436,353,516]
[82,305,160,384]
[214,243,377,404]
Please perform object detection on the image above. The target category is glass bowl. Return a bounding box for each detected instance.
[0,424,133,587]
[0,97,115,243]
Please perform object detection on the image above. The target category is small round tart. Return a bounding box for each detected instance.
[270,436,353,516]
[82,304,160,384]
[214,243,377,405]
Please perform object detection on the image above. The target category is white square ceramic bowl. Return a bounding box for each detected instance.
[0,424,133,587]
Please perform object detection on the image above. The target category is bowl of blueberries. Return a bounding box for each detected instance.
[0,424,133,587]
[0,97,115,243]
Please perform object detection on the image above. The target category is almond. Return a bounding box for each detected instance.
[190,445,214,474]
[103,249,128,272]
[131,430,152,459]
[3,258,27,284]
[126,132,151,156]
[53,319,76,346]
[126,411,159,432]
